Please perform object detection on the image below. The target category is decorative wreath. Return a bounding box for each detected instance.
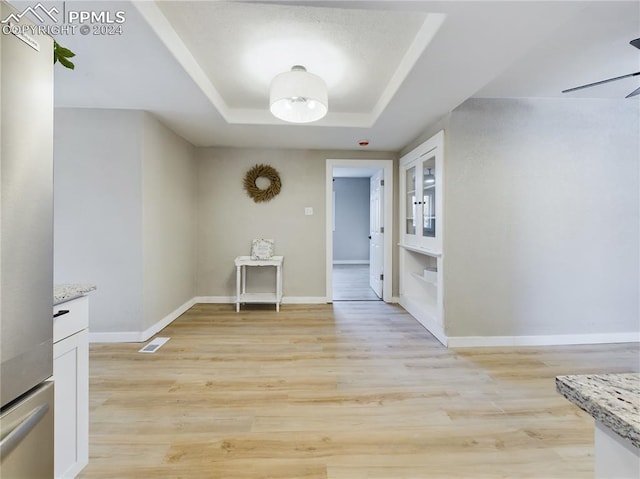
[243,164,282,203]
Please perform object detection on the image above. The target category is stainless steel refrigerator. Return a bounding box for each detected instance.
[0,1,55,477]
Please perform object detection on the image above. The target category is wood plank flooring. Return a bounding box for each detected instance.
[332,264,380,301]
[80,302,639,478]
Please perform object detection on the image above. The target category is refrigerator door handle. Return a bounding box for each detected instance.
[0,404,49,458]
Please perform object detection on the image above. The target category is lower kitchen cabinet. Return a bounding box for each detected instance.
[53,296,89,478]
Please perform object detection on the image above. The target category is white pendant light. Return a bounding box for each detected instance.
[270,65,328,123]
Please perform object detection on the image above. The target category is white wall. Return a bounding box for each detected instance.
[420,98,639,338]
[54,109,144,333]
[54,109,198,337]
[333,178,370,263]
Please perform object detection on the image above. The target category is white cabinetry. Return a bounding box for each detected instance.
[53,296,89,478]
[399,246,445,345]
[399,131,447,345]
[400,130,443,253]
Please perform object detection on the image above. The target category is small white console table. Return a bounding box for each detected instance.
[235,255,284,312]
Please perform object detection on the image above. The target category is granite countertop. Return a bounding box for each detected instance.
[54,284,97,305]
[556,373,640,448]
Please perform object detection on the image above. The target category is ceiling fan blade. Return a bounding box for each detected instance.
[562,71,640,93]
[626,85,640,98]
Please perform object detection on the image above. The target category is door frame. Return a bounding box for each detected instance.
[326,159,394,302]
[369,170,384,299]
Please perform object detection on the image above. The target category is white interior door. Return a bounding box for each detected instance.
[369,171,384,298]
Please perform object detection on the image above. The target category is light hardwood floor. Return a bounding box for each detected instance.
[80,302,639,478]
[332,264,380,301]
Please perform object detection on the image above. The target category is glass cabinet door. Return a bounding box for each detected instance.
[399,129,443,252]
[422,156,436,237]
[405,165,416,235]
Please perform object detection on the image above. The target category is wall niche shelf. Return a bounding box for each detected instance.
[411,271,437,285]
[399,243,442,257]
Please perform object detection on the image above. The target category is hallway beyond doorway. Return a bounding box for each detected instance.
[326,159,394,305]
[333,264,380,301]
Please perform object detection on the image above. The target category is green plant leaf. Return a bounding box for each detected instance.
[57,55,75,70]
[56,46,75,58]
[53,41,76,69]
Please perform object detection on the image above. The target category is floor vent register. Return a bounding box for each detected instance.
[139,337,170,353]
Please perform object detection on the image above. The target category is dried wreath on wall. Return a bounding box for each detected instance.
[243,164,282,203]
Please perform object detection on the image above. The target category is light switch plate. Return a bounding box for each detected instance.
[304,207,313,216]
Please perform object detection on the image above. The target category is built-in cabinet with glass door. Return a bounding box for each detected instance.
[401,131,442,253]
[399,130,446,345]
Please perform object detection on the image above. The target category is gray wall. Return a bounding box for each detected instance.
[54,108,197,335]
[54,109,144,333]
[54,110,395,334]
[55,98,638,340]
[333,178,370,263]
[408,98,639,338]
[196,148,393,299]
[141,113,198,332]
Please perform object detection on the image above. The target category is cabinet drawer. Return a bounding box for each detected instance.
[53,296,88,343]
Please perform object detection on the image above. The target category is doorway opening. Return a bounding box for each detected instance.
[326,159,394,302]
[333,264,379,300]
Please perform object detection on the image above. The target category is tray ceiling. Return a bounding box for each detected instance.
[148,2,444,126]
[31,0,640,150]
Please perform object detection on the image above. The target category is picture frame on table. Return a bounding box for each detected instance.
[251,239,275,260]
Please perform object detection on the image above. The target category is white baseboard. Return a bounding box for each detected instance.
[399,297,447,347]
[196,296,328,304]
[194,296,234,303]
[89,297,196,343]
[92,297,637,348]
[448,331,640,348]
[333,260,370,265]
[139,298,196,342]
[398,299,640,348]
[282,296,327,304]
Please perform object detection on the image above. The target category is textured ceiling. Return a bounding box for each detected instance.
[147,1,444,127]
[157,2,429,113]
[475,2,640,99]
[18,0,638,150]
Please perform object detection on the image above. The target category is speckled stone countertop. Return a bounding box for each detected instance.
[556,373,639,449]
[54,284,97,305]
